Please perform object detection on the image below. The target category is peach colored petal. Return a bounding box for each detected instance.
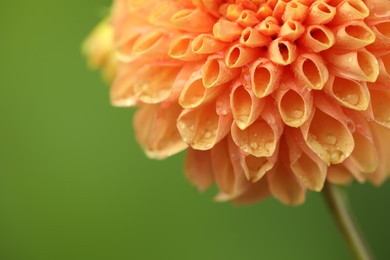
[278,20,305,41]
[191,34,227,54]
[230,83,265,130]
[171,8,216,33]
[292,53,329,90]
[269,38,297,65]
[327,164,354,185]
[213,19,243,42]
[232,178,270,204]
[134,103,188,159]
[368,86,390,129]
[326,49,379,82]
[240,27,271,48]
[299,25,335,52]
[185,149,214,191]
[285,128,327,191]
[301,94,354,164]
[333,21,375,50]
[305,1,336,25]
[177,101,232,150]
[330,0,369,25]
[225,44,261,68]
[202,57,241,88]
[267,155,306,205]
[324,75,370,111]
[245,58,283,98]
[276,74,313,127]
[168,35,206,61]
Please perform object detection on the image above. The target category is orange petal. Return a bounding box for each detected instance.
[330,0,369,25]
[169,35,206,61]
[202,57,241,88]
[269,38,297,65]
[179,70,223,108]
[333,21,375,50]
[299,25,335,52]
[132,30,171,58]
[327,50,379,82]
[305,1,336,25]
[232,178,270,204]
[213,19,243,42]
[177,101,232,150]
[366,20,390,55]
[324,76,370,110]
[230,84,265,130]
[240,144,279,182]
[278,20,305,41]
[237,10,260,27]
[134,103,188,159]
[185,149,214,191]
[110,62,140,107]
[132,64,182,104]
[369,87,390,129]
[301,94,355,164]
[282,0,309,22]
[246,58,283,98]
[292,53,329,90]
[231,105,283,157]
[327,164,354,185]
[225,44,261,68]
[171,8,216,33]
[191,34,227,54]
[256,17,280,36]
[211,137,249,199]
[267,160,306,205]
[240,27,271,48]
[285,128,327,191]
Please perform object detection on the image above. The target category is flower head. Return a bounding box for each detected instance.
[86,0,390,205]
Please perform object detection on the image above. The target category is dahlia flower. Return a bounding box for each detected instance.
[84,0,390,206]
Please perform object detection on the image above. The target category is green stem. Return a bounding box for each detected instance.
[323,182,374,260]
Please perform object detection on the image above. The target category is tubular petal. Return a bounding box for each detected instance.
[211,137,248,198]
[169,35,206,61]
[237,10,260,27]
[267,157,306,205]
[110,62,140,107]
[292,53,329,90]
[185,149,214,191]
[191,34,227,54]
[132,30,171,58]
[285,129,327,191]
[301,96,355,165]
[225,44,261,68]
[179,72,222,108]
[299,25,335,52]
[256,17,281,36]
[330,0,370,25]
[133,64,182,104]
[232,178,271,204]
[327,164,354,185]
[369,88,390,129]
[269,38,297,65]
[177,102,232,150]
[248,58,283,98]
[333,21,376,50]
[149,2,180,29]
[278,20,305,42]
[230,84,265,130]
[364,0,390,22]
[134,103,188,159]
[282,0,309,22]
[213,19,243,42]
[241,145,279,182]
[377,53,390,84]
[324,76,370,110]
[240,27,270,48]
[171,8,216,33]
[305,1,336,25]
[367,20,390,53]
[276,78,313,127]
[202,58,241,88]
[327,50,379,82]
[368,122,390,185]
[231,106,283,157]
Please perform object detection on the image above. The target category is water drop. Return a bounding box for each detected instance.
[330,150,343,163]
[343,94,359,106]
[291,109,304,119]
[325,134,337,146]
[250,141,258,149]
[203,130,212,139]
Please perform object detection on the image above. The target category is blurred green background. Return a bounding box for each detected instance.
[0,1,389,259]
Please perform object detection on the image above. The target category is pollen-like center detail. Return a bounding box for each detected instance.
[85,0,390,205]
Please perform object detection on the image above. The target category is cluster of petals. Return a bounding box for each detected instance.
[85,0,390,205]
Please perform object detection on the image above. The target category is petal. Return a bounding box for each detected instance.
[134,103,188,159]
[185,149,214,191]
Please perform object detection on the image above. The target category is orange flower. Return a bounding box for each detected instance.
[85,0,390,205]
